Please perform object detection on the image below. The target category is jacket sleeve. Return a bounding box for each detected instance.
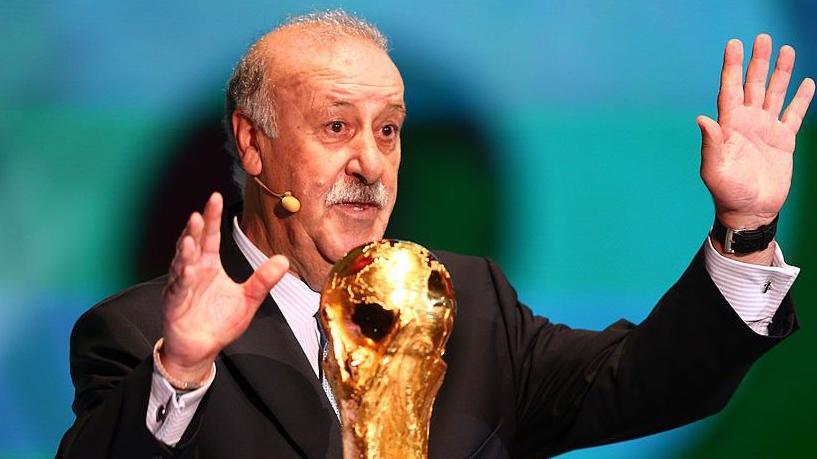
[57,299,207,459]
[496,248,798,458]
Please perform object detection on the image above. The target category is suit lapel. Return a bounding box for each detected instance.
[218,208,341,458]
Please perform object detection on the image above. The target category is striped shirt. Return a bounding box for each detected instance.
[146,222,799,446]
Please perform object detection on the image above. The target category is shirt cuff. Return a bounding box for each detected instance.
[704,236,800,336]
[145,362,216,446]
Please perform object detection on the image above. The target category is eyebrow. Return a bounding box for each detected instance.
[387,104,407,115]
[324,100,407,116]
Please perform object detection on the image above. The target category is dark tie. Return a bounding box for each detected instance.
[315,313,340,419]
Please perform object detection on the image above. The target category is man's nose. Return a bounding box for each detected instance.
[346,128,386,184]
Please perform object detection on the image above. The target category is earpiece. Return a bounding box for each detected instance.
[253,176,301,213]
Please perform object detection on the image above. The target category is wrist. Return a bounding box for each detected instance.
[715,210,777,230]
[154,338,214,390]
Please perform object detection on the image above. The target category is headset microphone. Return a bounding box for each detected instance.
[253,176,301,213]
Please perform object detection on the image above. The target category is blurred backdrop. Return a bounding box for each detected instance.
[1,1,815,457]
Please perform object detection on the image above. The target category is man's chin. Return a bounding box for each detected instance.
[319,232,383,265]
[338,237,379,260]
[317,205,390,262]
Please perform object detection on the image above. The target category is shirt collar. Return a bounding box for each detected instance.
[231,216,320,318]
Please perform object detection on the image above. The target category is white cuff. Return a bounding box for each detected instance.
[145,362,216,446]
[704,236,799,335]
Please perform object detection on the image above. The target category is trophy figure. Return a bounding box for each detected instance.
[319,240,456,459]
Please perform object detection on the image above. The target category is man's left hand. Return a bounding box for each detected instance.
[697,34,814,262]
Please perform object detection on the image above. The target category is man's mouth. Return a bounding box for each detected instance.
[333,200,381,210]
[329,200,383,219]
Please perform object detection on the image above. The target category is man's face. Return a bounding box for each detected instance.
[259,36,405,273]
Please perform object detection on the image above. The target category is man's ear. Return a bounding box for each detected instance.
[232,111,264,177]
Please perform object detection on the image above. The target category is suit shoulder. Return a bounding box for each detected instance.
[88,276,166,314]
[431,250,491,276]
[72,276,167,343]
[430,250,510,300]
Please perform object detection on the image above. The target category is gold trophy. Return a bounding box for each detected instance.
[319,240,456,459]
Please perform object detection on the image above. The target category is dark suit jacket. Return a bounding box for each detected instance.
[58,217,797,458]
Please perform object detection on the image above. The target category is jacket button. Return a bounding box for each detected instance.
[155,404,167,423]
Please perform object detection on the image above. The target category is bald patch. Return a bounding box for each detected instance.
[256,32,401,100]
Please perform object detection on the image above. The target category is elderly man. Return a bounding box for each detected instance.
[59,10,813,459]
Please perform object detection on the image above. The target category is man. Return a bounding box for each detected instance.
[59,10,814,458]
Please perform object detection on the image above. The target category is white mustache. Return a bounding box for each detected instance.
[325,180,389,207]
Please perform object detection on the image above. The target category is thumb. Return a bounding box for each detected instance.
[243,255,290,305]
[696,115,723,153]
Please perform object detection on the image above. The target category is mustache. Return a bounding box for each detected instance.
[325,179,389,208]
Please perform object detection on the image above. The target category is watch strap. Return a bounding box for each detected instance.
[712,215,778,254]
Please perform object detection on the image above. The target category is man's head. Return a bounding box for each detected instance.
[225,11,405,290]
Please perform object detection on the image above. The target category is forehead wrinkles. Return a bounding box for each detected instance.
[277,61,403,91]
[275,69,404,116]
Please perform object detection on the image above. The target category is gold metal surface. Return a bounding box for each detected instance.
[320,240,456,459]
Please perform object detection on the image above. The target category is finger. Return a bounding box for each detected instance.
[697,115,723,150]
[188,212,204,249]
[171,235,199,280]
[169,215,201,290]
[167,238,193,297]
[175,212,202,254]
[164,264,196,306]
[201,192,223,255]
[763,45,795,118]
[781,78,816,134]
[743,34,772,107]
[243,255,289,305]
[718,39,745,115]
[174,218,203,276]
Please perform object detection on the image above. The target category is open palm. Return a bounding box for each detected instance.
[160,193,289,381]
[698,34,814,229]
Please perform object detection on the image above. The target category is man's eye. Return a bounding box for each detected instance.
[381,124,398,137]
[328,121,345,133]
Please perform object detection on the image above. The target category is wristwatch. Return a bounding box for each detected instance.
[712,215,778,254]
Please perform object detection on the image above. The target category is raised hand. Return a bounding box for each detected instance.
[160,192,290,384]
[697,34,814,239]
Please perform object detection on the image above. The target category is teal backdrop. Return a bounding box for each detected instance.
[1,1,815,457]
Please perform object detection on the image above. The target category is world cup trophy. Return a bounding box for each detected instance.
[319,240,456,458]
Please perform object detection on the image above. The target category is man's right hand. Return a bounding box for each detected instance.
[159,192,290,385]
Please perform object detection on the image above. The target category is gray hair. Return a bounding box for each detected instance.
[223,10,390,194]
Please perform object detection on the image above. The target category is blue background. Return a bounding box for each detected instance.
[2,1,815,457]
